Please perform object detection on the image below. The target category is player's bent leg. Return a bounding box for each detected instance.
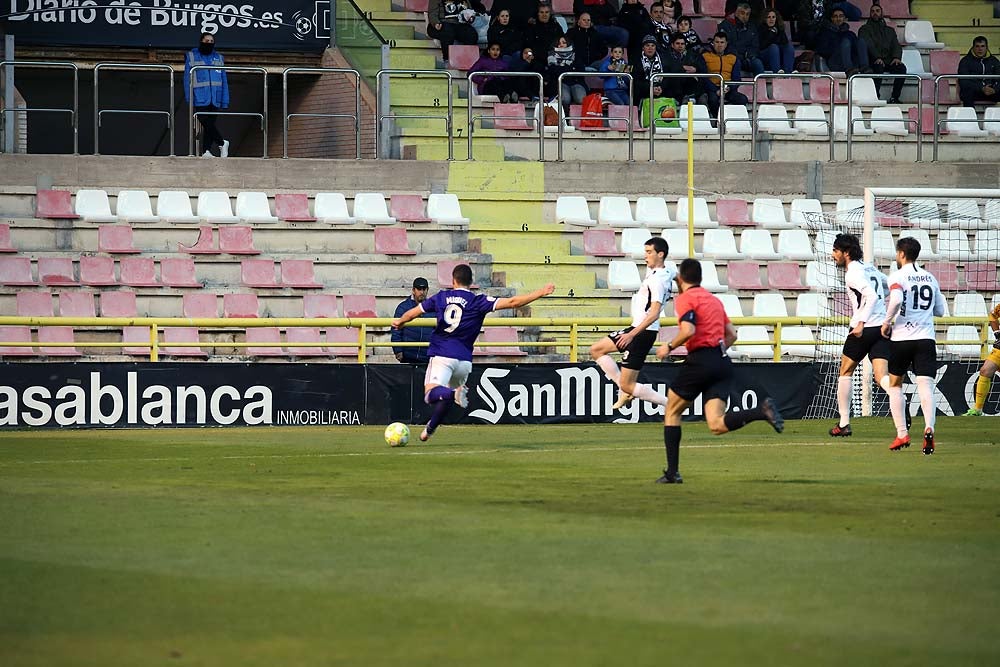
[719,396,784,434]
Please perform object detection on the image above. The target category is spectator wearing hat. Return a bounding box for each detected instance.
[392,278,435,363]
[631,34,672,102]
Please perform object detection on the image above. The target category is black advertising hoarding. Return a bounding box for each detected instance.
[1,1,330,51]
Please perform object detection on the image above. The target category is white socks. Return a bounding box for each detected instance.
[916,376,936,432]
[837,376,852,427]
[886,385,908,437]
[595,355,621,383]
[595,355,667,406]
[631,383,669,406]
[878,375,891,393]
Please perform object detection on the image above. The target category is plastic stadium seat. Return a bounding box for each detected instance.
[583,228,624,257]
[286,327,326,357]
[702,228,742,260]
[908,106,943,135]
[18,292,77,356]
[223,293,260,319]
[404,0,428,10]
[281,259,323,288]
[607,104,644,132]
[304,294,340,318]
[972,230,1000,261]
[675,197,717,228]
[808,78,846,104]
[908,199,942,228]
[656,326,688,356]
[869,106,908,135]
[748,198,789,229]
[835,198,865,227]
[476,326,527,356]
[775,230,813,261]
[275,193,316,222]
[716,199,752,227]
[727,261,763,290]
[35,189,79,219]
[619,228,653,259]
[795,293,829,318]
[767,262,808,290]
[219,226,260,255]
[921,79,959,105]
[160,257,201,287]
[947,199,985,229]
[246,328,284,357]
[327,327,360,357]
[929,50,961,75]
[814,230,838,256]
[156,191,199,224]
[699,260,727,292]
[59,291,95,317]
[354,192,396,225]
[953,293,987,317]
[74,189,117,222]
[901,229,939,260]
[848,78,886,106]
[923,262,959,291]
[79,256,117,286]
[900,49,929,78]
[789,198,827,228]
[945,107,986,137]
[436,260,480,289]
[0,224,13,252]
[374,227,416,255]
[986,108,1000,137]
[97,225,140,254]
[944,326,982,358]
[935,229,971,261]
[607,260,641,291]
[985,200,1000,227]
[757,104,798,134]
[731,326,774,359]
[236,192,279,224]
[428,193,470,226]
[834,106,873,135]
[964,263,999,292]
[873,230,896,259]
[816,325,848,358]
[792,105,830,135]
[718,293,744,318]
[493,103,532,130]
[598,196,637,227]
[780,326,816,358]
[806,261,838,291]
[699,0,726,15]
[679,104,716,134]
[390,194,430,223]
[116,190,159,223]
[904,21,944,49]
[755,78,773,104]
[661,228,694,259]
[241,259,278,288]
[635,197,671,227]
[771,78,807,104]
[0,256,34,286]
[100,290,149,356]
[227,296,280,357]
[752,293,788,317]
[314,193,354,224]
[447,44,480,70]
[120,257,159,287]
[197,191,240,224]
[721,105,752,135]
[38,257,77,285]
[740,230,780,260]
[556,196,596,226]
[343,294,377,318]
[162,293,216,356]
[17,291,53,316]
[179,226,220,254]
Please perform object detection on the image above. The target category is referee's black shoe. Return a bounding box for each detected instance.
[762,397,784,433]
[655,470,683,484]
[829,423,852,437]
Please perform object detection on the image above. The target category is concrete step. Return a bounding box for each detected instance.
[400,139,505,161]
[471,235,571,258]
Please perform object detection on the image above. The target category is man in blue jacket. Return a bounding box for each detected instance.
[184,32,230,157]
[392,277,435,363]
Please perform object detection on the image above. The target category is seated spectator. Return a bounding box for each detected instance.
[816,8,869,74]
[676,16,705,54]
[487,9,524,55]
[830,0,861,21]
[470,42,519,101]
[958,35,1000,107]
[858,3,905,103]
[794,0,832,49]
[702,31,750,117]
[574,0,629,48]
[719,3,764,76]
[490,0,537,28]
[630,34,670,101]
[525,3,565,63]
[758,9,795,73]
[566,12,609,69]
[661,0,682,24]
[599,45,633,105]
[428,0,481,64]
[508,46,546,100]
[465,0,491,44]
[546,35,589,106]
[649,3,676,48]
[619,0,655,57]
[665,31,708,104]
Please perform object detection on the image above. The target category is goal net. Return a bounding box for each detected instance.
[803,188,1000,420]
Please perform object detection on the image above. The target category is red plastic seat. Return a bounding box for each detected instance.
[448,45,481,71]
[929,51,961,76]
[246,328,284,357]
[241,258,278,288]
[100,290,148,355]
[878,0,913,19]
[475,326,527,356]
[59,292,95,317]
[0,256,36,285]
[286,327,326,356]
[220,226,260,255]
[390,194,431,223]
[921,79,959,105]
[0,326,33,356]
[162,293,216,356]
[343,294,377,318]
[327,327,360,357]
[551,0,573,13]
[493,103,532,130]
[767,262,808,290]
[120,257,159,287]
[583,228,624,257]
[907,106,945,136]
[80,256,118,286]
[35,189,80,219]
[274,193,317,222]
[716,199,753,227]
[97,225,140,253]
[0,224,15,252]
[726,261,764,290]
[608,104,645,132]
[223,293,260,318]
[374,227,416,256]
[17,291,54,316]
[771,78,806,104]
[184,292,218,318]
[281,259,323,288]
[178,226,220,254]
[923,262,959,291]
[303,293,340,318]
[657,326,687,356]
[404,0,428,10]
[38,257,77,285]
[964,262,999,291]
[161,257,201,287]
[18,292,77,356]
[809,78,846,104]
[437,259,479,288]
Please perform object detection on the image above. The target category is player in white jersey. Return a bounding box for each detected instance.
[590,236,675,411]
[828,233,900,437]
[880,236,946,455]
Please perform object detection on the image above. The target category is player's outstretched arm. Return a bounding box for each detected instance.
[391,305,424,330]
[495,283,555,311]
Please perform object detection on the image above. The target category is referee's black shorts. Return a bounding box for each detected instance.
[671,347,733,402]
[608,327,658,371]
[888,338,937,377]
[842,326,890,362]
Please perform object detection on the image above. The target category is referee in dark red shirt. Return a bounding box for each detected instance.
[654,258,784,484]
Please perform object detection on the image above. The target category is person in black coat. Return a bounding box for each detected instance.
[524,3,565,64]
[487,8,525,55]
[566,12,610,68]
[618,0,655,56]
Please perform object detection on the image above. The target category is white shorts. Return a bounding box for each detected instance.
[424,356,472,390]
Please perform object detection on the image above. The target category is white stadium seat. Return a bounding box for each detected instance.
[197,191,240,224]
[945,107,986,137]
[699,260,727,292]
[74,189,117,223]
[935,229,971,260]
[780,326,816,358]
[953,293,986,317]
[718,293,744,318]
[428,194,470,226]
[757,104,798,134]
[702,228,742,259]
[675,198,717,228]
[314,193,354,224]
[556,196,596,226]
[834,106,873,135]
[835,198,865,226]
[156,190,199,224]
[972,230,1000,261]
[116,190,159,223]
[818,326,849,358]
[793,105,829,135]
[598,196,637,227]
[946,199,985,229]
[636,196,672,227]
[236,192,278,224]
[354,192,396,225]
[752,293,788,317]
[722,104,753,135]
[814,230,838,255]
[607,260,641,290]
[870,107,909,135]
[907,198,942,228]
[661,228,695,259]
[620,228,654,258]
[984,200,1000,227]
[790,198,828,228]
[874,230,896,259]
[680,104,716,134]
[944,326,982,358]
[752,197,792,229]
[740,229,780,260]
[900,49,930,78]
[849,78,886,106]
[806,261,838,291]
[731,325,774,359]
[985,108,1000,137]
[904,21,944,49]
[795,293,829,319]
[777,229,814,260]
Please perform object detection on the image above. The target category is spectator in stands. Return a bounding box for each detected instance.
[858,4,905,103]
[184,32,230,158]
[725,0,766,21]
[574,0,629,48]
[758,9,795,74]
[508,46,545,99]
[719,3,765,76]
[598,45,632,104]
[428,0,481,65]
[702,31,750,117]
[546,35,589,106]
[649,3,676,48]
[566,12,609,68]
[816,8,869,74]
[392,277,434,364]
[675,16,705,54]
[660,0,682,24]
[618,0,655,57]
[794,0,833,49]
[490,0,536,28]
[958,36,1000,107]
[830,0,861,20]
[665,31,708,104]
[525,3,565,64]
[487,9,524,55]
[630,34,669,101]
[470,43,519,102]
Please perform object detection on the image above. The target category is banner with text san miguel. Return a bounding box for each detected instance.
[2,1,330,51]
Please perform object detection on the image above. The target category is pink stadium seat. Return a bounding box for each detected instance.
[100,291,148,356]
[583,228,624,257]
[18,292,77,356]
[184,292,218,318]
[907,106,945,136]
[493,103,533,130]
[727,261,764,290]
[833,292,851,317]
[716,199,753,227]
[0,256,35,285]
[120,257,159,287]
[551,0,573,13]
[37,326,79,356]
[809,78,846,104]
[755,79,771,103]
[304,293,340,318]
[437,259,479,288]
[35,189,79,219]
[38,257,77,285]
[0,326,33,356]
[877,0,913,19]
[80,256,117,286]
[475,326,527,356]
[692,18,718,42]
[374,227,416,256]
[59,292,95,317]
[226,293,279,356]
[964,263,999,292]
[448,45,481,71]
[767,262,808,290]
[0,224,15,252]
[281,259,323,288]
[327,326,360,357]
[246,328,284,357]
[404,0,428,11]
[699,0,726,16]
[17,291,54,316]
[241,259,278,288]
[921,79,959,105]
[343,294,377,318]
[162,293,216,356]
[178,226,220,254]
[771,78,806,104]
[924,262,959,291]
[98,225,140,254]
[390,194,431,223]
[929,50,961,76]
[274,193,316,222]
[608,104,645,132]
[220,226,260,255]
[286,327,326,356]
[657,326,687,356]
[223,293,260,318]
[160,257,201,288]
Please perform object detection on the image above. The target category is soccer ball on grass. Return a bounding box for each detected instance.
[384,422,410,447]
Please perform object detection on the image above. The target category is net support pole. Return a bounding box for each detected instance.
[861,188,875,416]
[687,100,695,258]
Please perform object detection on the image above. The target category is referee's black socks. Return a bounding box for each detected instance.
[663,425,681,473]
[723,406,766,432]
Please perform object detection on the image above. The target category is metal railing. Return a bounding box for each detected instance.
[375,69,454,160]
[282,66,362,159]
[751,73,836,162]
[845,72,923,162]
[187,64,268,157]
[932,74,996,161]
[647,72,725,162]
[556,71,635,162]
[0,60,79,154]
[466,71,544,161]
[93,63,175,157]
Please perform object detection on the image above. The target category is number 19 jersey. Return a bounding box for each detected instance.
[886,263,946,342]
[420,288,498,361]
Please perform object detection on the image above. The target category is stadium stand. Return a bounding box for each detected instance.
[275,194,317,222]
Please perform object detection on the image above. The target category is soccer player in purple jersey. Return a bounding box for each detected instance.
[391,264,555,441]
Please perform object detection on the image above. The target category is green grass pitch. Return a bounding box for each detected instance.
[2,417,999,666]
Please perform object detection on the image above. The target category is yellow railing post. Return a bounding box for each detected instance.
[772,322,782,362]
[569,323,578,363]
[149,323,159,362]
[358,323,367,363]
